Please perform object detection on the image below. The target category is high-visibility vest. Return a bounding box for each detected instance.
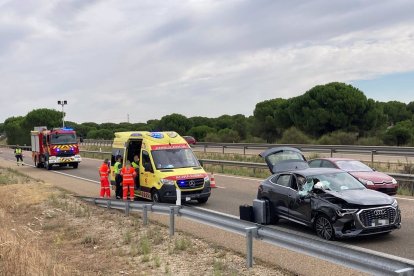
[121,167,135,184]
[99,164,110,180]
[114,161,121,174]
[15,148,22,155]
[131,161,139,169]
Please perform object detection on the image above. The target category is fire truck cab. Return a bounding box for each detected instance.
[31,126,82,170]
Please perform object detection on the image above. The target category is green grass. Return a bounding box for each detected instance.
[174,237,191,252]
[139,235,151,255]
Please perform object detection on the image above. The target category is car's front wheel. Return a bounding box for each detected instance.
[315,214,335,240]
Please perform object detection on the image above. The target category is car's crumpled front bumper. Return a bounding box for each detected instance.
[332,207,401,238]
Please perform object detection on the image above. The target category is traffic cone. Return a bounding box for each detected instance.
[210,173,217,188]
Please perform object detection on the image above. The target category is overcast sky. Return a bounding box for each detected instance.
[1,0,414,124]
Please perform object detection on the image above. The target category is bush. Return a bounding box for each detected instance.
[356,136,384,146]
[278,127,312,144]
[317,131,357,145]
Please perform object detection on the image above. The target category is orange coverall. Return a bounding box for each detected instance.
[121,167,136,201]
[99,163,111,198]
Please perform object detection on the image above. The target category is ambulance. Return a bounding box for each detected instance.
[110,131,211,203]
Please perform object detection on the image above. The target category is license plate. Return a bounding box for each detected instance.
[371,219,389,227]
[186,197,191,201]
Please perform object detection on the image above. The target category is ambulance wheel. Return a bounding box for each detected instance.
[197,197,209,204]
[151,190,161,203]
[72,163,78,169]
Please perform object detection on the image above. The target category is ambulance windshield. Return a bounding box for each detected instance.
[50,133,77,144]
[152,148,200,169]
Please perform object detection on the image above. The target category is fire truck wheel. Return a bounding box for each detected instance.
[45,160,52,170]
[72,163,79,169]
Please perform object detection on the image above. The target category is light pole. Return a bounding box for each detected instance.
[57,100,67,128]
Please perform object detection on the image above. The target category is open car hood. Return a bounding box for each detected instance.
[259,147,308,174]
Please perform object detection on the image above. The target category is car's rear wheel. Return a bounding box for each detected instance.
[315,215,335,240]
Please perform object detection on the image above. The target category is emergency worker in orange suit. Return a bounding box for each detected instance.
[99,158,111,198]
[120,161,136,201]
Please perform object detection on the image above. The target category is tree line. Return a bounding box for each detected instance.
[2,82,414,146]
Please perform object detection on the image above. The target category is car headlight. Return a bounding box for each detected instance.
[204,175,210,183]
[336,209,358,217]
[391,199,398,208]
[160,179,175,186]
[391,178,397,184]
[358,178,374,186]
[49,156,57,160]
[75,155,81,158]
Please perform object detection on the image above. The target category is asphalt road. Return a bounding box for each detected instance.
[2,148,413,261]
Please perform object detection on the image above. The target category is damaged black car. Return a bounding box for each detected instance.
[257,147,401,240]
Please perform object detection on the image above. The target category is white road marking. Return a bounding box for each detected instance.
[395,197,414,201]
[193,206,239,219]
[51,171,100,185]
[214,173,264,182]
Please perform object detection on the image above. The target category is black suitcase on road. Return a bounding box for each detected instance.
[239,205,254,222]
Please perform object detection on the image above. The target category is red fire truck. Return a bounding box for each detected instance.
[30,126,82,170]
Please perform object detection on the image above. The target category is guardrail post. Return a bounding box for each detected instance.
[142,204,150,226]
[245,227,258,268]
[125,201,130,216]
[222,146,225,154]
[106,200,111,209]
[330,148,335,157]
[204,144,207,153]
[371,150,376,165]
[169,206,176,237]
[243,146,246,155]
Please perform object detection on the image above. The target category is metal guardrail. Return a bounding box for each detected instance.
[77,196,414,275]
[80,140,414,164]
[199,159,414,195]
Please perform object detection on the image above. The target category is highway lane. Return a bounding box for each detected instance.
[1,148,413,260]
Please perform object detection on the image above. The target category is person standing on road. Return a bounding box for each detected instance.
[14,145,24,166]
[131,155,140,190]
[120,161,136,201]
[113,155,123,199]
[99,158,111,198]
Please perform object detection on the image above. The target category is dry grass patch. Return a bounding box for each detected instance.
[0,166,291,276]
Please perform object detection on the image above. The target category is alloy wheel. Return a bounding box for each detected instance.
[315,216,334,240]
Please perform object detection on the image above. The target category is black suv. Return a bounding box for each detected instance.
[257,147,401,240]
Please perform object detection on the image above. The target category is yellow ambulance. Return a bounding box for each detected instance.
[110,131,211,203]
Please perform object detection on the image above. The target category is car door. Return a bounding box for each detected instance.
[140,150,156,192]
[268,173,293,217]
[287,174,312,225]
[259,147,308,174]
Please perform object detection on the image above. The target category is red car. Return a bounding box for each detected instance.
[183,136,196,145]
[308,158,398,195]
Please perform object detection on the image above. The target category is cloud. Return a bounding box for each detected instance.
[1,0,414,124]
